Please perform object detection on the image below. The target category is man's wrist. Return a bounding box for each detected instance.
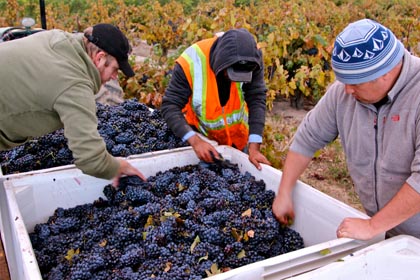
[182,131,196,142]
[248,134,262,143]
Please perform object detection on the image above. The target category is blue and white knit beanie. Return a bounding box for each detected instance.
[332,19,404,84]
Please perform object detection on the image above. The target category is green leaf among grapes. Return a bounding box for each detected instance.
[145,215,154,228]
[190,235,200,253]
[198,253,209,263]
[205,263,221,277]
[241,208,252,217]
[231,227,243,242]
[64,248,80,263]
[237,249,246,259]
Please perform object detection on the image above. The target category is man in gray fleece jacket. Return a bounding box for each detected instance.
[0,23,145,186]
[273,19,420,239]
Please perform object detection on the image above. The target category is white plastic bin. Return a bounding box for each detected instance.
[1,145,383,280]
[287,234,420,280]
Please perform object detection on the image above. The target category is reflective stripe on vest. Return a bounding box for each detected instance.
[182,45,207,120]
[179,40,249,136]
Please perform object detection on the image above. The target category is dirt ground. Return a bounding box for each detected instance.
[267,100,364,213]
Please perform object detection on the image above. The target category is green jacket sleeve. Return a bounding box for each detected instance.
[53,83,120,179]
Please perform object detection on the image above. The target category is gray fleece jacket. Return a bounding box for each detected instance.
[291,50,420,238]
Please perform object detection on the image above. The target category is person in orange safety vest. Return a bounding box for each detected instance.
[161,28,271,170]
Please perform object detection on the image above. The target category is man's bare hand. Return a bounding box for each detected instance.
[188,134,219,162]
[112,158,146,188]
[336,217,379,240]
[272,192,295,225]
[248,142,271,170]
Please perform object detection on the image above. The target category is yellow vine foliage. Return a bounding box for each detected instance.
[1,0,419,109]
[5,0,21,26]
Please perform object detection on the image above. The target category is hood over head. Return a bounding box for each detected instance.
[210,28,262,82]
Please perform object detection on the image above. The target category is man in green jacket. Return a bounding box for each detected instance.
[0,23,145,186]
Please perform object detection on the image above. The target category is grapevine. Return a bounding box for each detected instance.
[2,0,418,109]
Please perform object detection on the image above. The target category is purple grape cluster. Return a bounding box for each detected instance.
[0,99,188,174]
[30,162,304,280]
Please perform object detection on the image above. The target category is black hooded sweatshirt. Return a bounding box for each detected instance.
[161,28,268,143]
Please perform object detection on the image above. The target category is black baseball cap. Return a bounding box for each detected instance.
[227,60,258,83]
[85,23,135,77]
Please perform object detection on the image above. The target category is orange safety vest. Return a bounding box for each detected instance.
[177,37,249,150]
